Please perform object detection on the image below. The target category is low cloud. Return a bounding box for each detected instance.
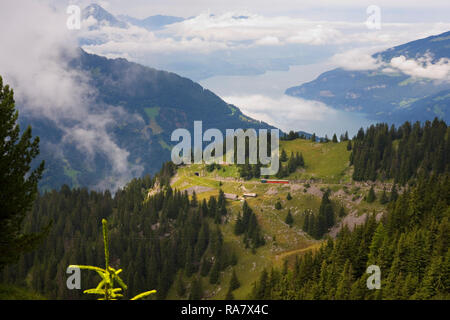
[330,48,382,70]
[223,94,333,133]
[78,5,450,81]
[222,94,374,137]
[390,54,450,81]
[163,13,345,46]
[80,7,450,57]
[331,48,450,82]
[0,0,144,191]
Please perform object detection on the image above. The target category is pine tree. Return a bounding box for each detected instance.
[191,191,198,207]
[297,152,305,167]
[280,149,288,162]
[185,245,194,277]
[285,210,294,227]
[286,192,292,200]
[380,187,388,204]
[234,212,244,235]
[229,269,240,291]
[287,154,296,173]
[332,134,338,143]
[255,269,268,299]
[366,186,376,203]
[339,206,346,217]
[200,257,212,277]
[189,276,203,300]
[0,75,48,270]
[346,140,352,151]
[344,131,349,141]
[418,255,446,299]
[303,212,310,233]
[225,288,234,300]
[175,271,186,297]
[209,260,220,284]
[390,184,398,202]
[335,260,353,300]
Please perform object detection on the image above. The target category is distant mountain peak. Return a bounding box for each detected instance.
[82,3,127,29]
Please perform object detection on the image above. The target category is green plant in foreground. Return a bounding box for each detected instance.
[69,219,156,300]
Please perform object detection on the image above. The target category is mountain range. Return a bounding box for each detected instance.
[82,3,185,30]
[286,31,450,124]
[78,4,335,80]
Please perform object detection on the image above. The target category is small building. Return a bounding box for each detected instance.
[224,193,238,200]
[243,193,257,198]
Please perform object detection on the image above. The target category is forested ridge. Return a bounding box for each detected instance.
[1,111,449,300]
[249,119,449,299]
[351,118,449,183]
[251,173,450,299]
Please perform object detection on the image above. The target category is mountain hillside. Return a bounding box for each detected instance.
[21,49,274,191]
[1,137,387,300]
[3,119,448,300]
[286,31,450,124]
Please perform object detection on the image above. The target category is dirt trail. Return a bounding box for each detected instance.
[274,242,321,263]
[184,186,215,195]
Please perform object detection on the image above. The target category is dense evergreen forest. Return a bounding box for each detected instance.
[234,201,265,250]
[302,189,335,239]
[251,173,450,299]
[0,164,244,300]
[238,150,305,180]
[351,118,449,183]
[1,81,448,301]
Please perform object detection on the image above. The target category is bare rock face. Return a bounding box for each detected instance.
[328,211,384,238]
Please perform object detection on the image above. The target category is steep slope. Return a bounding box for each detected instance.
[9,125,443,300]
[23,49,274,191]
[4,137,390,300]
[286,31,450,124]
[374,31,450,62]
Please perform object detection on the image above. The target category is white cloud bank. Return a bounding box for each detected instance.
[331,49,450,81]
[330,48,382,70]
[223,94,334,133]
[390,55,450,81]
[0,0,144,190]
[81,9,450,58]
[223,94,374,137]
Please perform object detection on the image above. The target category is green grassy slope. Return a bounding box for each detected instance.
[280,139,351,183]
[164,138,390,299]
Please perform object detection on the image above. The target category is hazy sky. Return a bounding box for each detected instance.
[82,0,450,22]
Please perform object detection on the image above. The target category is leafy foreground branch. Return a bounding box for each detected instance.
[69,219,156,300]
